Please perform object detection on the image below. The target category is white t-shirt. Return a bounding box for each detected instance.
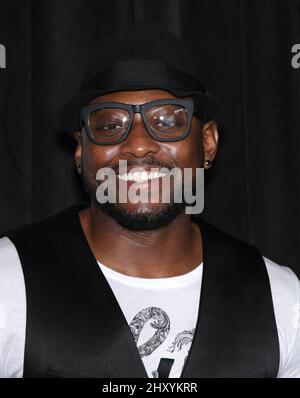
[0,236,300,378]
[98,260,202,378]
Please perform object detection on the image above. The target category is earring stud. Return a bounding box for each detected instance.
[204,159,212,168]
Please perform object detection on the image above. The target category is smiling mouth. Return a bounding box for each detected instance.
[117,170,168,183]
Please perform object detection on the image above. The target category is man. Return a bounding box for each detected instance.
[0,23,299,378]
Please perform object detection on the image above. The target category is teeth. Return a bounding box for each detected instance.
[117,171,167,182]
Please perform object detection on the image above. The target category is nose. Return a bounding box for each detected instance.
[119,113,160,158]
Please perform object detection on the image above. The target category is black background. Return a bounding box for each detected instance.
[0,0,299,275]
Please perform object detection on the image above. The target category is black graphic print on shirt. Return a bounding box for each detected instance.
[168,329,195,363]
[130,307,170,356]
[130,306,195,377]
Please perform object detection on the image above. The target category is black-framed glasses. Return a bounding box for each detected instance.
[80,98,207,146]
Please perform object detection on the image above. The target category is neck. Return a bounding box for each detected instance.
[79,202,203,278]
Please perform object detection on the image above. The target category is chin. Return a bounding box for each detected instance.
[96,201,185,231]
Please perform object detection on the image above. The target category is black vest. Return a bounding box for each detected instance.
[4,204,279,378]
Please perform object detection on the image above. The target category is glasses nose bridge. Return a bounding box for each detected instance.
[129,103,149,135]
[132,104,142,113]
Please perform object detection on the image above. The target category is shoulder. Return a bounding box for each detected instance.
[0,204,82,245]
[0,235,19,262]
[263,256,299,337]
[264,256,299,303]
[0,236,24,291]
[0,234,24,288]
[195,217,263,258]
[0,237,23,308]
[0,236,26,378]
[0,237,23,284]
[196,218,270,283]
[263,256,300,377]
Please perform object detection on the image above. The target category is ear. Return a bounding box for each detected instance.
[74,131,82,168]
[202,121,218,169]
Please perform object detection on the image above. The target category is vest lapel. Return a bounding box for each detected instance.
[181,218,279,378]
[60,204,149,378]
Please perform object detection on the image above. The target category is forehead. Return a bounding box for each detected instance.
[89,89,192,105]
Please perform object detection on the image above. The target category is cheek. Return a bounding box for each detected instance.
[82,140,119,173]
[162,127,203,169]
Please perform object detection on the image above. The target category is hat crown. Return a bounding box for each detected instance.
[82,22,202,85]
[60,23,222,135]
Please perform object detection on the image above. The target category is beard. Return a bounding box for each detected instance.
[95,200,186,231]
[80,160,197,231]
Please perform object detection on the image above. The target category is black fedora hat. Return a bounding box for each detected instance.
[60,23,222,136]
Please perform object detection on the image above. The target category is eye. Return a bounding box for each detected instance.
[94,121,123,132]
[103,122,123,131]
[154,115,176,128]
